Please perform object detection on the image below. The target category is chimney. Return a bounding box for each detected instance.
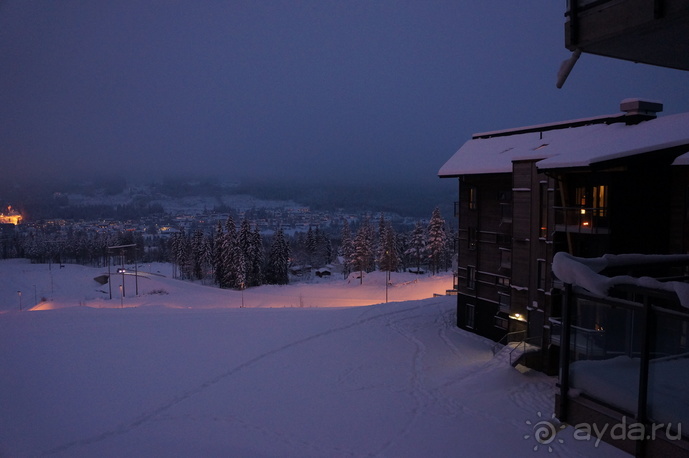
[620,98,663,124]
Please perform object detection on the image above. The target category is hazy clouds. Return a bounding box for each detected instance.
[1,1,688,187]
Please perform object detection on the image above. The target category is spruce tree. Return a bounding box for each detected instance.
[248,226,264,287]
[378,221,400,274]
[406,221,427,274]
[305,226,316,267]
[222,216,238,288]
[191,229,205,280]
[427,207,448,275]
[213,221,225,287]
[340,219,354,277]
[267,227,290,285]
[353,217,375,283]
[238,218,254,286]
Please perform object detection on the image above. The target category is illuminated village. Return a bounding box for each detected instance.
[0,206,22,225]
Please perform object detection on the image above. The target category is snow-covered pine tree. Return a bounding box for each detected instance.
[170,229,188,279]
[232,242,247,290]
[427,207,448,275]
[238,218,254,286]
[353,217,375,283]
[405,221,427,274]
[315,228,332,267]
[267,227,290,285]
[340,219,354,277]
[377,213,387,262]
[191,229,205,280]
[212,221,225,287]
[305,226,316,267]
[378,220,400,274]
[221,216,238,288]
[248,226,264,287]
[200,231,214,283]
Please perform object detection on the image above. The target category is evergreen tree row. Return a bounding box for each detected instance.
[170,217,291,289]
[339,208,452,278]
[7,229,157,267]
[2,208,454,290]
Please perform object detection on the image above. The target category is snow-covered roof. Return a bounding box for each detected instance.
[672,151,689,166]
[439,111,689,177]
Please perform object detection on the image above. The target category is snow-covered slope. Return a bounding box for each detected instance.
[0,260,626,456]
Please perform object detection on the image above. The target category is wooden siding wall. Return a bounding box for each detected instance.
[458,174,512,302]
[670,166,689,254]
[512,161,556,348]
[456,174,512,339]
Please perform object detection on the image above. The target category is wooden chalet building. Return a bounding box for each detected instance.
[438,99,689,375]
[436,3,689,455]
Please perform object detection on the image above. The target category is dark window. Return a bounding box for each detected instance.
[500,250,511,270]
[498,293,511,313]
[467,304,476,329]
[537,259,547,290]
[467,265,476,289]
[494,315,508,330]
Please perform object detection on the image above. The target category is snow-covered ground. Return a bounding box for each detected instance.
[0,259,626,456]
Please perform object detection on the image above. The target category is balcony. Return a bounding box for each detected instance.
[553,253,689,455]
[565,0,689,70]
[553,206,609,234]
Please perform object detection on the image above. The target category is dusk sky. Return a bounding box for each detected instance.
[2,1,688,188]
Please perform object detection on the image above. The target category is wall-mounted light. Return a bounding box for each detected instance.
[509,313,527,322]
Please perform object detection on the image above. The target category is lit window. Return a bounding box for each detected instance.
[468,227,477,250]
[469,187,478,210]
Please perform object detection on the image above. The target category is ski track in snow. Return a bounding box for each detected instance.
[152,411,360,458]
[373,312,432,455]
[42,302,431,456]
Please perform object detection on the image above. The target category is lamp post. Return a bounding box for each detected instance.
[17,290,22,311]
[120,248,126,298]
[134,248,138,296]
[119,285,123,308]
[107,254,112,299]
[384,249,390,303]
[107,244,136,301]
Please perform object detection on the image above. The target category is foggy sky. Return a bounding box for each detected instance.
[1,1,688,188]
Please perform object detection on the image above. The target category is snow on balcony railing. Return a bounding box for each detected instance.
[552,252,689,308]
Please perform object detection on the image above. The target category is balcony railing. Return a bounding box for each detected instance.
[553,206,609,234]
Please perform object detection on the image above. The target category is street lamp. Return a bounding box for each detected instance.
[107,243,136,301]
[17,290,22,311]
[385,271,389,303]
[119,285,123,308]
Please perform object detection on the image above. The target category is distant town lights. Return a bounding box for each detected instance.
[0,206,22,225]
